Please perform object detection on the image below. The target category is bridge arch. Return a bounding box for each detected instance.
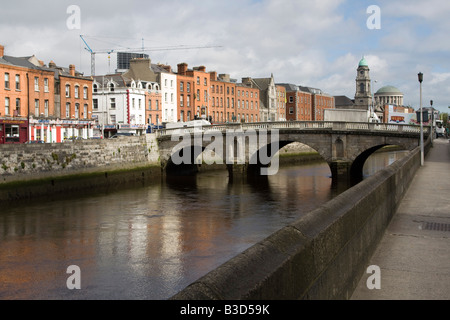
[156,122,425,183]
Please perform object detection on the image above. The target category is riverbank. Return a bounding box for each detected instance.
[0,164,162,205]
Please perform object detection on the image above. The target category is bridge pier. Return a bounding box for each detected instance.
[227,163,249,181]
[329,160,352,186]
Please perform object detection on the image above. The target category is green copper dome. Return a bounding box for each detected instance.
[375,85,403,95]
[358,57,368,67]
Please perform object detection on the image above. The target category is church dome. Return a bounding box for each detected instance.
[358,57,368,67]
[375,85,403,95]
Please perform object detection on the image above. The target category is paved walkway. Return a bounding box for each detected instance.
[351,138,450,300]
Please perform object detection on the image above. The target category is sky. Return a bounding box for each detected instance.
[1,0,449,113]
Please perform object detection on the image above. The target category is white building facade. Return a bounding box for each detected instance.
[160,72,177,123]
[92,75,147,137]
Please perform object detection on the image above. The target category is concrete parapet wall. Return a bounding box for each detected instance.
[171,145,423,300]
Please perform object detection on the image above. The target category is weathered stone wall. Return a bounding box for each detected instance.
[0,135,160,184]
[0,134,162,203]
[170,144,425,300]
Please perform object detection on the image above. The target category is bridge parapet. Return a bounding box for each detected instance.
[156,121,429,137]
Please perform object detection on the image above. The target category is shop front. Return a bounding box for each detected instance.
[28,117,95,143]
[0,118,28,144]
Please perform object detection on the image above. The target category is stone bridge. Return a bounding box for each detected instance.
[156,121,429,183]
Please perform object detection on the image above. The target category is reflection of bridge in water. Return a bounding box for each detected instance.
[156,121,430,184]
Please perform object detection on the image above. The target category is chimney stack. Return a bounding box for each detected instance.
[177,63,188,75]
[0,45,4,58]
[69,64,76,76]
[209,71,217,81]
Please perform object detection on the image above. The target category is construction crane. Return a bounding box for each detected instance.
[80,35,222,76]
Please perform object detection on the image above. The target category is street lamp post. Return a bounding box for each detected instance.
[430,100,434,143]
[418,72,424,166]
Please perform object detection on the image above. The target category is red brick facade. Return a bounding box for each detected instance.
[176,63,259,124]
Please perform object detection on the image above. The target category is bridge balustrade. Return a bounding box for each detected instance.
[155,121,429,137]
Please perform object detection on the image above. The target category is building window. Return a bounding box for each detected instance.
[110,114,116,124]
[148,99,152,110]
[5,97,10,115]
[155,100,159,110]
[34,77,39,91]
[35,99,40,116]
[75,86,80,98]
[16,75,22,90]
[110,98,116,109]
[187,82,190,93]
[4,73,10,89]
[196,77,200,85]
[83,87,88,99]
[196,89,200,101]
[75,103,80,118]
[187,95,190,107]
[93,99,98,110]
[93,84,98,93]
[44,78,49,92]
[84,104,88,118]
[65,84,70,97]
[180,81,184,92]
[15,98,21,116]
[289,107,294,114]
[45,100,49,117]
[66,103,70,118]
[109,83,115,92]
[180,95,184,107]
[204,77,207,86]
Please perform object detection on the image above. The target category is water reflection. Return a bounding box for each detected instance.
[0,150,407,300]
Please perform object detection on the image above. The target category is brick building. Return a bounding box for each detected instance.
[0,44,93,143]
[176,63,259,124]
[278,84,313,121]
[242,74,278,122]
[278,84,334,121]
[276,85,287,121]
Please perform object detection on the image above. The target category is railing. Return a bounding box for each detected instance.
[155,121,430,137]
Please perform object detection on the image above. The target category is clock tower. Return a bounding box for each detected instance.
[354,57,372,110]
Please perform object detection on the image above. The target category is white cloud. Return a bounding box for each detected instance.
[0,0,449,113]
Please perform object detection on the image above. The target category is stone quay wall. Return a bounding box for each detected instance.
[171,143,426,300]
[0,134,161,203]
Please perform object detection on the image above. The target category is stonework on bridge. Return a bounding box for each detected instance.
[156,121,428,183]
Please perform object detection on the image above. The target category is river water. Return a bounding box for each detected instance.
[0,149,408,300]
